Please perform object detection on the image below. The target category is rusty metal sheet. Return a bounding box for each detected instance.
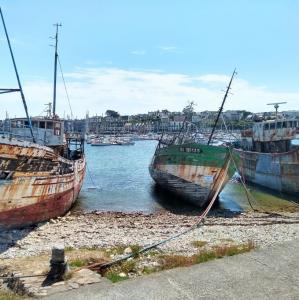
[234,148,299,194]
[252,121,297,142]
[0,137,86,229]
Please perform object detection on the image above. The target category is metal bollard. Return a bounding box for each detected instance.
[51,246,65,265]
[43,245,68,285]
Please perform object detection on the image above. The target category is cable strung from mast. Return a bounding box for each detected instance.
[57,55,74,119]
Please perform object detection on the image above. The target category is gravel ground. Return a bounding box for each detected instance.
[0,209,298,259]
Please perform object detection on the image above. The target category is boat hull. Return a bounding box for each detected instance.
[0,139,86,229]
[149,143,233,207]
[91,143,113,146]
[233,147,299,194]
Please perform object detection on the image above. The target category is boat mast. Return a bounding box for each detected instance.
[207,69,237,145]
[0,8,35,142]
[52,23,62,117]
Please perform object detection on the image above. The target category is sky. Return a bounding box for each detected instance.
[0,0,299,119]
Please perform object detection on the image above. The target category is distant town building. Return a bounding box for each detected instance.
[283,110,299,119]
[223,110,244,121]
[11,109,295,135]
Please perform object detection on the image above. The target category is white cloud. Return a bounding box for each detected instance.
[197,74,231,85]
[130,50,146,55]
[158,46,177,53]
[1,67,298,119]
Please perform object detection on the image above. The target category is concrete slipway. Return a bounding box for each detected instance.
[43,239,299,300]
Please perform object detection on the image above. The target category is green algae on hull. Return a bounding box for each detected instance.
[150,143,234,206]
[155,143,231,168]
[222,182,299,212]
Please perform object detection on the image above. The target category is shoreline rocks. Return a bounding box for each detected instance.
[0,210,298,260]
[0,209,298,297]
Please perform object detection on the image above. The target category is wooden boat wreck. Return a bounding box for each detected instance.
[234,113,299,195]
[149,143,234,207]
[149,71,237,207]
[0,10,86,228]
[0,132,85,229]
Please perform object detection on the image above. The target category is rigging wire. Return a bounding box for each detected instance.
[220,114,255,211]
[57,55,101,190]
[220,113,299,212]
[57,55,73,119]
[1,127,298,278]
[1,80,297,280]
[86,162,102,190]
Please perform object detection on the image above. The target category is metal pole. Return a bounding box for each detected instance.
[52,23,61,116]
[207,69,236,145]
[0,8,35,142]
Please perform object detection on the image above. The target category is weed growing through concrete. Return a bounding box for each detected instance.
[103,241,255,282]
[105,272,129,283]
[120,260,136,273]
[62,242,255,283]
[64,246,74,252]
[130,245,142,257]
[160,241,255,269]
[107,245,127,256]
[191,240,208,248]
[142,266,159,275]
[0,289,22,300]
[68,259,89,268]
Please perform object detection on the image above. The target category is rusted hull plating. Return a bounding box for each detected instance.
[0,138,85,229]
[149,145,232,207]
[149,165,231,207]
[234,147,299,194]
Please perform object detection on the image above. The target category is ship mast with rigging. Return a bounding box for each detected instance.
[52,23,62,117]
[0,7,35,142]
[207,69,237,145]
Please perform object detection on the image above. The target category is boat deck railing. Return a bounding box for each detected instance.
[0,130,45,144]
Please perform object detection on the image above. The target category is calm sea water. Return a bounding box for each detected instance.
[73,139,299,214]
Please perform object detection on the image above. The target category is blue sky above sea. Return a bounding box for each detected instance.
[0,0,298,118]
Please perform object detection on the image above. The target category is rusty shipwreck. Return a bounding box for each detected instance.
[234,114,299,195]
[149,70,237,207]
[0,10,86,228]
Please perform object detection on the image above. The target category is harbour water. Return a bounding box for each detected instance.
[74,140,299,214]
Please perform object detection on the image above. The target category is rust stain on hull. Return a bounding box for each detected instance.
[149,144,233,207]
[234,147,299,194]
[0,139,86,229]
[149,164,231,207]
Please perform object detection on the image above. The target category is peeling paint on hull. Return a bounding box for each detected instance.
[0,138,86,229]
[234,148,299,195]
[149,143,233,207]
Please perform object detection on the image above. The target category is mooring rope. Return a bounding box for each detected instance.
[220,114,299,213]
[1,144,297,279]
[0,274,46,280]
[0,160,229,278]
[1,120,298,278]
[88,153,232,271]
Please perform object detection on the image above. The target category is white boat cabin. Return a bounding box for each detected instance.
[252,119,297,142]
[5,117,64,146]
[240,119,298,153]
